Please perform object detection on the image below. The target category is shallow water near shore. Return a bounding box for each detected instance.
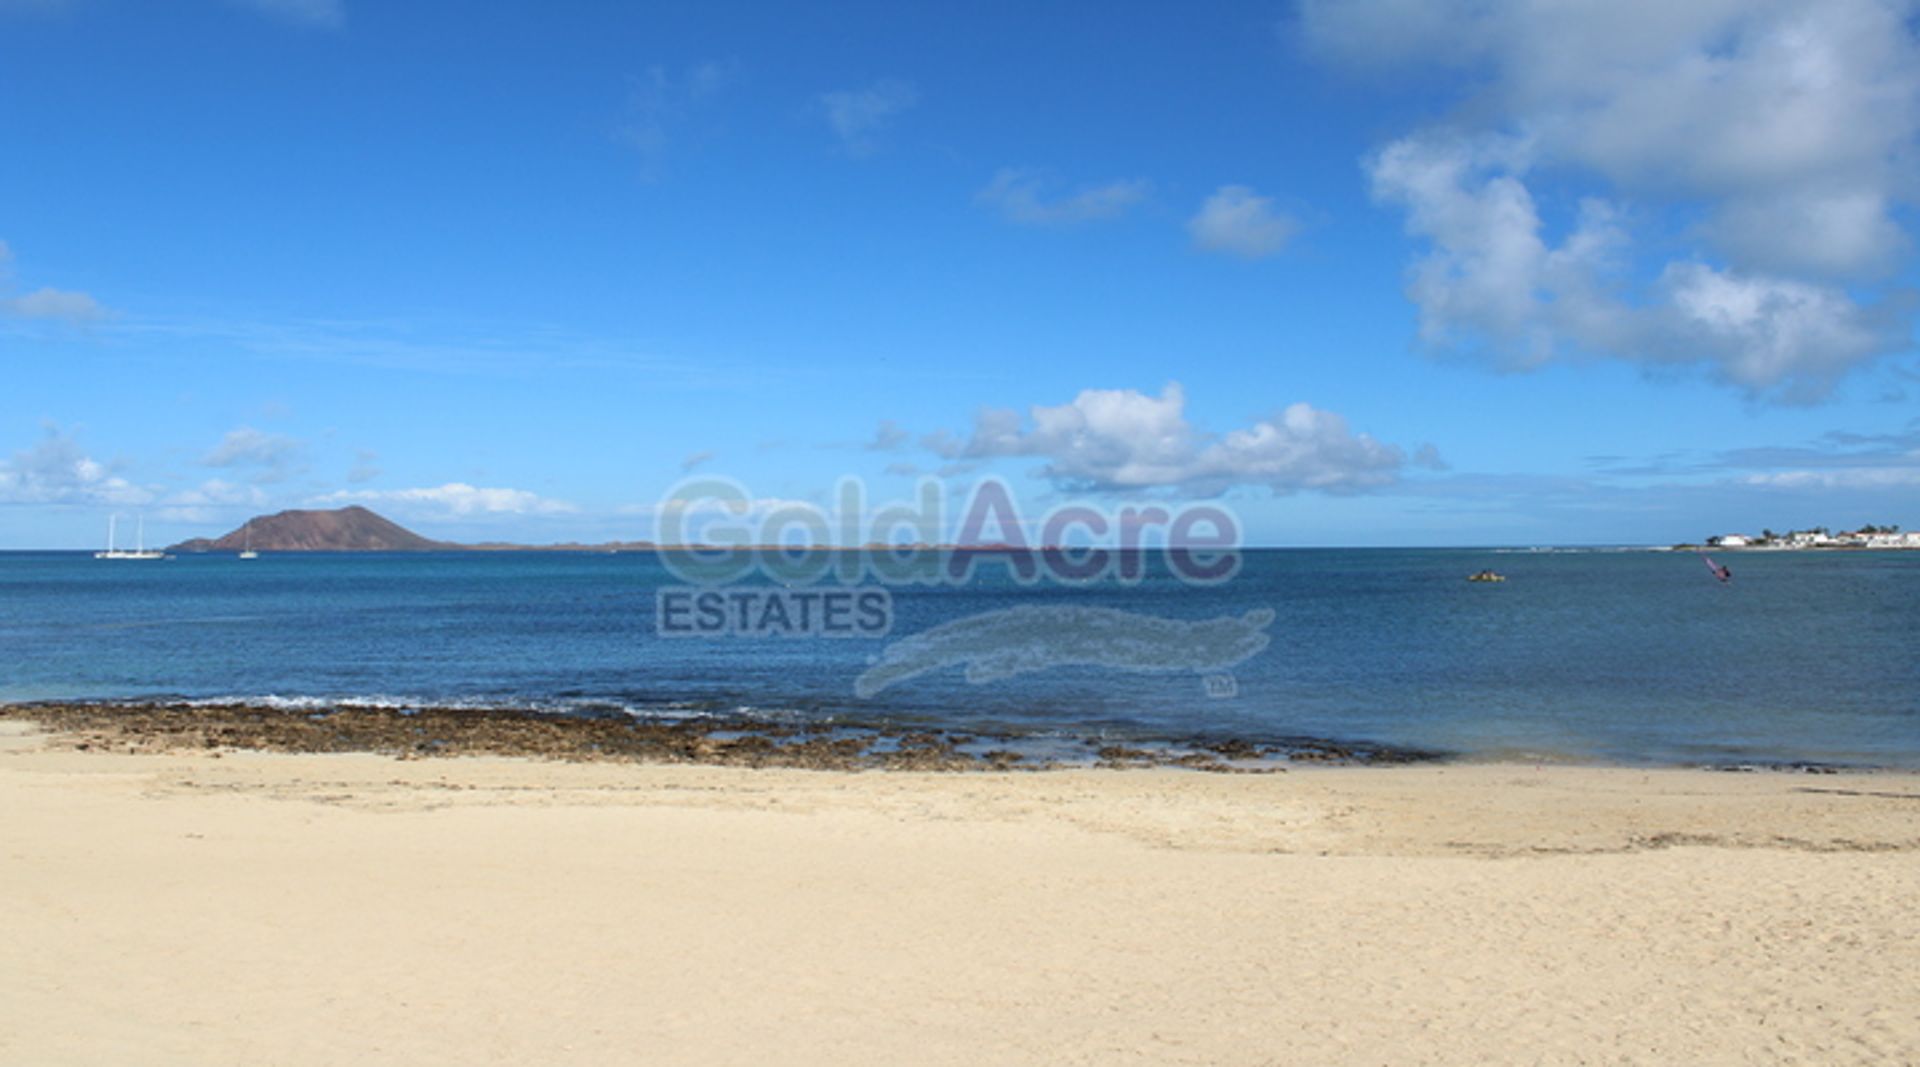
[1,548,1915,767]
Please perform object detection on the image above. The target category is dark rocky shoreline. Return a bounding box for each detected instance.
[0,702,1434,772]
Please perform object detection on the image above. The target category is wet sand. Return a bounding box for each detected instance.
[2,717,1917,1065]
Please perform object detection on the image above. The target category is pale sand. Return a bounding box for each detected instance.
[3,720,1918,1065]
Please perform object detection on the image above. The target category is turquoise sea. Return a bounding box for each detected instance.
[1,548,1915,767]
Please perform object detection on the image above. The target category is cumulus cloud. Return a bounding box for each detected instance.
[1655,263,1900,392]
[925,382,1409,495]
[318,483,576,517]
[0,427,151,506]
[203,427,306,483]
[1367,132,1905,396]
[818,79,918,156]
[977,168,1152,226]
[1367,134,1618,365]
[1304,0,1920,399]
[1188,185,1297,258]
[223,0,342,28]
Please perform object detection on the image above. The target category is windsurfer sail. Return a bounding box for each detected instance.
[1700,552,1732,583]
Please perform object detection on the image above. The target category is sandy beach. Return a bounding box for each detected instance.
[3,718,1917,1066]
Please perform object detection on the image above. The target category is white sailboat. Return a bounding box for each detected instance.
[95,515,165,561]
[239,520,259,560]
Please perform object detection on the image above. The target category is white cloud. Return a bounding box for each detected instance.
[1710,420,1920,490]
[1656,263,1896,393]
[1306,0,1920,399]
[927,382,1408,494]
[1188,185,1296,259]
[1742,468,1920,489]
[2,286,108,324]
[318,483,576,517]
[819,80,918,156]
[1368,133,1632,367]
[1365,129,1908,399]
[0,240,110,325]
[866,419,911,452]
[0,428,151,506]
[619,60,739,177]
[977,168,1152,226]
[153,478,271,522]
[1701,190,1908,281]
[203,426,305,482]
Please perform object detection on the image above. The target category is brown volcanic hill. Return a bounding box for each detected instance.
[168,507,452,553]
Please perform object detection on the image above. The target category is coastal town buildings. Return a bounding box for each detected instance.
[1703,527,1916,550]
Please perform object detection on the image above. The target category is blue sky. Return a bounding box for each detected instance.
[2,0,1917,548]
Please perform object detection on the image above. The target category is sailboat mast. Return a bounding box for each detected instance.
[96,511,163,560]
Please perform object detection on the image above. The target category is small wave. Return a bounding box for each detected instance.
[155,692,817,725]
[1490,545,1663,555]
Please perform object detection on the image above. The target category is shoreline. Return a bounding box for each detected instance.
[0,700,1442,772]
[5,720,1919,857]
[3,722,1917,1064]
[2,699,1902,774]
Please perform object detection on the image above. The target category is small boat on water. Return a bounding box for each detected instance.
[94,515,165,561]
[1699,552,1730,583]
[238,520,259,560]
[1466,569,1505,583]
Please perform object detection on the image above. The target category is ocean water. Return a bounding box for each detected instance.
[1,548,1915,767]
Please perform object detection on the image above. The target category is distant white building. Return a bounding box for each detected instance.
[1700,527,1912,549]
